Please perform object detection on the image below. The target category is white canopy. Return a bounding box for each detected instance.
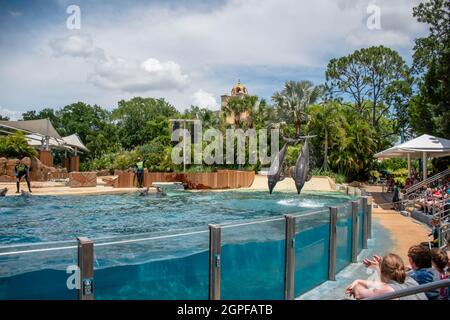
[374,134,450,159]
[26,133,88,153]
[374,134,450,180]
[26,134,70,150]
[62,133,89,152]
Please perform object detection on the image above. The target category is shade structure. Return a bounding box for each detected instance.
[26,134,71,151]
[374,134,450,159]
[374,134,450,180]
[62,133,89,152]
[0,119,62,139]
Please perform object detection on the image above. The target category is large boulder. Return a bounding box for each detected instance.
[69,172,97,188]
[30,157,44,181]
[6,159,18,177]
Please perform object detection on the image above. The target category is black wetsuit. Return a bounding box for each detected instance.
[134,160,146,188]
[15,163,32,193]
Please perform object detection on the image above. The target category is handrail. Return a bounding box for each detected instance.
[366,279,450,300]
[404,168,450,195]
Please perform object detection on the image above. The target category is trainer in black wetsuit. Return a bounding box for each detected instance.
[15,160,32,193]
[134,157,147,188]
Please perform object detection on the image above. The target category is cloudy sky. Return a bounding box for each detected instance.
[0,0,427,119]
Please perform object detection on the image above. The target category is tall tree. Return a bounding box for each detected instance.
[325,46,412,132]
[112,97,178,149]
[306,102,345,171]
[410,0,450,138]
[272,80,323,137]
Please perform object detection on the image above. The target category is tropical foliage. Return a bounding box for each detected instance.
[0,132,38,158]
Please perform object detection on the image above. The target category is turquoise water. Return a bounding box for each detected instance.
[0,191,360,300]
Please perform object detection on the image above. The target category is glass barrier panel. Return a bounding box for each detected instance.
[221,218,285,300]
[358,198,364,252]
[93,228,209,300]
[336,204,353,273]
[293,209,330,297]
[0,242,78,299]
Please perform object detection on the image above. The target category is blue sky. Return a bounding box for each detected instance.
[0,0,427,118]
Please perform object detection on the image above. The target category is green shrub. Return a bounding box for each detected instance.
[0,132,38,158]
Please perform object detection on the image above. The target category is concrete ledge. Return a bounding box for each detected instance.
[410,210,433,227]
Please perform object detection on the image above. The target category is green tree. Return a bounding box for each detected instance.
[410,0,450,138]
[306,102,345,171]
[325,46,413,132]
[184,106,220,129]
[272,80,323,137]
[112,97,178,149]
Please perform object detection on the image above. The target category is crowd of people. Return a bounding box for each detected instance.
[346,244,450,300]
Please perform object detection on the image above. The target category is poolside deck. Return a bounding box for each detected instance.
[0,174,337,196]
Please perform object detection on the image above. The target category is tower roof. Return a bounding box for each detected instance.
[231,80,248,96]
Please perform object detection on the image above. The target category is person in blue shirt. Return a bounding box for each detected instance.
[407,244,440,300]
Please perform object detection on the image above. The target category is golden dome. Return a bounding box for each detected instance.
[231,80,248,96]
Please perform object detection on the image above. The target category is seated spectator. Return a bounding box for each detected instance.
[430,248,449,300]
[429,217,440,248]
[407,245,440,300]
[345,253,427,300]
[403,178,413,192]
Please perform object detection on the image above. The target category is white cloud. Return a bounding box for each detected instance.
[48,34,189,93]
[0,0,427,112]
[346,30,411,47]
[49,34,97,58]
[9,11,22,18]
[89,56,189,92]
[191,90,219,109]
[0,106,21,120]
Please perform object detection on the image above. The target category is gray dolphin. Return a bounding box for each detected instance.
[0,187,7,197]
[293,138,312,194]
[267,143,289,194]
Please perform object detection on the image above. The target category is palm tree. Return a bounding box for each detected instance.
[272,80,324,137]
[222,95,252,129]
[307,102,345,171]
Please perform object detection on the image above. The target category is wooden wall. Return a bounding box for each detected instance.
[113,170,255,189]
[39,150,53,167]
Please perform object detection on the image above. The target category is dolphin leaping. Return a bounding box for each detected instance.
[267,143,289,194]
[293,138,312,194]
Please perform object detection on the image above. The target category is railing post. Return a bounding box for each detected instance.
[328,207,338,281]
[208,224,221,300]
[77,237,94,300]
[368,197,373,239]
[351,201,358,263]
[284,215,296,300]
[362,197,368,249]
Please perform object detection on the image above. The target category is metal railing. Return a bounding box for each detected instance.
[366,279,450,300]
[404,168,450,195]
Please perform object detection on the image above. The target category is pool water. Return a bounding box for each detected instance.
[0,191,360,300]
[0,191,351,245]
